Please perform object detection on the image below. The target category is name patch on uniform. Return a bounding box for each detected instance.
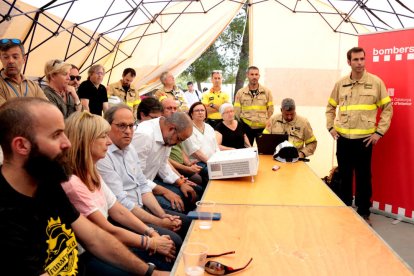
[364,84,373,89]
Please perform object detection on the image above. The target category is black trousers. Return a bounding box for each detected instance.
[336,136,373,217]
[240,119,264,146]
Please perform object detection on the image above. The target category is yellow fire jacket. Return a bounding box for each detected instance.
[234,84,274,129]
[263,114,317,157]
[326,71,393,139]
[154,86,189,112]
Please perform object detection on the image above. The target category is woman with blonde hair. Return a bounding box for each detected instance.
[43,59,82,118]
[63,111,176,274]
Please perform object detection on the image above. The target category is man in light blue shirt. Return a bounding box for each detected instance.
[97,104,190,240]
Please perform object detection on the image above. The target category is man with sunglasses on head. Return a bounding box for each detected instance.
[107,68,141,119]
[68,64,82,91]
[43,59,82,118]
[0,38,48,106]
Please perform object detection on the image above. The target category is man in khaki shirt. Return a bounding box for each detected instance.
[107,68,141,118]
[264,98,317,158]
[326,47,392,223]
[234,66,273,145]
[0,38,47,106]
[154,71,188,112]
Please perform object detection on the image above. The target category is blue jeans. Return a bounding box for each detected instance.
[153,177,202,213]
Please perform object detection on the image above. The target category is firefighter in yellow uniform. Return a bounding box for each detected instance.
[234,66,274,145]
[326,47,392,223]
[264,98,316,158]
[107,68,141,118]
[154,71,188,112]
[201,70,229,128]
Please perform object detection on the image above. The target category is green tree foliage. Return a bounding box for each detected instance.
[180,7,248,94]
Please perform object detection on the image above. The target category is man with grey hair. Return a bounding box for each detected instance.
[154,71,188,112]
[264,98,317,158]
[78,64,108,115]
[132,111,199,213]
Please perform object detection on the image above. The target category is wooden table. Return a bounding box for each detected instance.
[203,156,344,206]
[172,205,413,276]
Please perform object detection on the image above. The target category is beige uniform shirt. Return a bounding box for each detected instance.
[234,84,274,129]
[264,114,317,157]
[154,86,189,112]
[326,70,393,139]
[0,70,48,106]
[107,80,141,117]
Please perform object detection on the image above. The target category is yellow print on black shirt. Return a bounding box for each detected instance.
[44,217,79,275]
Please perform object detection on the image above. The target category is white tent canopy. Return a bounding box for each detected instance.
[2,0,414,176]
[1,0,414,93]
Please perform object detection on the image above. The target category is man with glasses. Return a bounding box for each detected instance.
[0,38,48,106]
[132,108,199,213]
[68,64,82,91]
[165,99,206,188]
[97,104,190,241]
[107,68,141,118]
[202,70,230,128]
[78,64,109,116]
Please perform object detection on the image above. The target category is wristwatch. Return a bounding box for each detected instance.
[145,262,156,276]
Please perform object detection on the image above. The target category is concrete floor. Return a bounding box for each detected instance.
[369,212,414,270]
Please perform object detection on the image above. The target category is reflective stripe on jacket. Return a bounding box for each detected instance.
[234,84,274,129]
[326,70,393,139]
[263,114,317,157]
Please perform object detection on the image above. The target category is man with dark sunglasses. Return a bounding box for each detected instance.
[0,38,48,106]
[68,64,82,90]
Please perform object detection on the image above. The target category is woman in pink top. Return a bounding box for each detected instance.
[62,111,175,274]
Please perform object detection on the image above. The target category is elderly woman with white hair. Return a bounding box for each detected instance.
[215,103,251,150]
[43,59,82,118]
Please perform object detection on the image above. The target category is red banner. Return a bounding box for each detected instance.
[359,29,414,219]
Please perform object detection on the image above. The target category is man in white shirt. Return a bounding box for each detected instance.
[132,111,199,213]
[183,81,201,108]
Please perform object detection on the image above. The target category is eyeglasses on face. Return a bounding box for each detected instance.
[112,123,134,132]
[70,75,82,81]
[205,257,253,275]
[192,108,205,113]
[0,38,21,45]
